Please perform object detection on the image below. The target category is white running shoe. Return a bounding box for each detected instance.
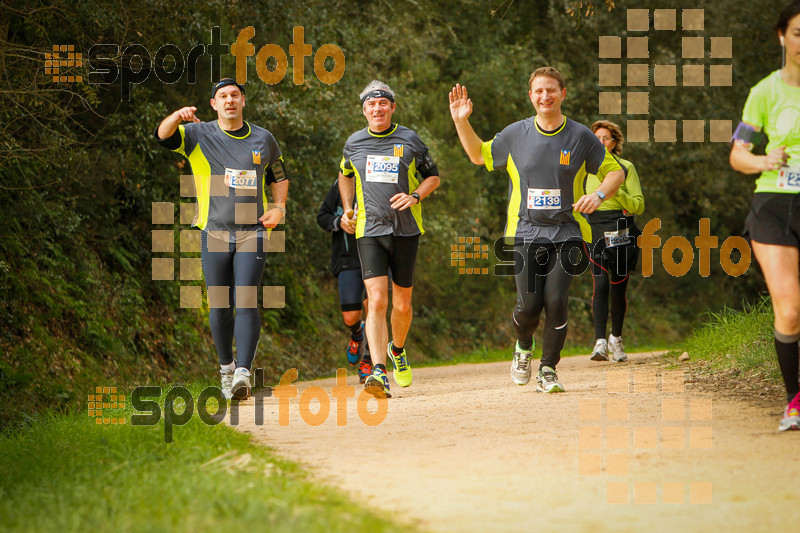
[590,338,609,361]
[220,369,234,400]
[609,336,627,362]
[231,367,251,400]
[510,341,533,385]
[536,366,565,393]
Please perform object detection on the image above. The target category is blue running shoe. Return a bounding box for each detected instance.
[364,367,392,398]
[358,354,373,384]
[346,333,363,366]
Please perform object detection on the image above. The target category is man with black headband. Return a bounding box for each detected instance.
[339,80,440,397]
[155,78,289,401]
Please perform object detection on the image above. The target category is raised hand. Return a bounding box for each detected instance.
[175,106,201,123]
[449,84,473,122]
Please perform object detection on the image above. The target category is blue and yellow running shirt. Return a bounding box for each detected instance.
[481,117,621,243]
[742,70,800,194]
[340,124,437,238]
[164,120,285,240]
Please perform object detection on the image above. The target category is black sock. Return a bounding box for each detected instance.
[775,330,800,402]
[391,343,404,355]
[348,322,363,340]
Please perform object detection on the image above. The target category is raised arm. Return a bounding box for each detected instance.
[449,84,485,165]
[157,106,201,139]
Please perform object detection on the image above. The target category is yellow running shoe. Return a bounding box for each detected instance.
[388,342,413,387]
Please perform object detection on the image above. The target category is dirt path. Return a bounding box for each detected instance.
[230,352,799,532]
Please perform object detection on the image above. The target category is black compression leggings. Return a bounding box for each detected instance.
[588,241,639,339]
[512,241,585,370]
[592,269,629,339]
[201,231,268,369]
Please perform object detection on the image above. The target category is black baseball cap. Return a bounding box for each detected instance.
[212,78,245,99]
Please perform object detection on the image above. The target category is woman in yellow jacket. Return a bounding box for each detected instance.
[582,120,645,363]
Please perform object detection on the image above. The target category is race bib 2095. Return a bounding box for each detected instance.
[365,155,400,183]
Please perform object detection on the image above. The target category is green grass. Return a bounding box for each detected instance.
[683,296,778,382]
[0,385,418,533]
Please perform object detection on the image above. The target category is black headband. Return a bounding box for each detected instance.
[360,89,394,104]
[212,78,245,99]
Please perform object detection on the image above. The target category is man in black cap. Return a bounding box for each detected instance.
[155,78,289,400]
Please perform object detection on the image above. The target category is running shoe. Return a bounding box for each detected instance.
[364,367,392,398]
[220,368,234,400]
[358,354,373,384]
[536,366,565,393]
[609,336,628,362]
[346,336,363,366]
[779,392,800,432]
[510,342,533,386]
[590,338,609,361]
[231,367,251,400]
[388,342,412,387]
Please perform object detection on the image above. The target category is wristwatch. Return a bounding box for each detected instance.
[411,192,421,203]
[594,190,606,201]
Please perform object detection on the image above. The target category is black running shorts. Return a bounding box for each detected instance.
[357,235,419,288]
[745,193,800,248]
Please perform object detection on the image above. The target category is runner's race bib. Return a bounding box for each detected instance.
[604,227,631,248]
[365,155,400,183]
[527,188,561,209]
[777,165,800,192]
[224,168,258,190]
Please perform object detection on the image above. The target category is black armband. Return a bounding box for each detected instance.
[418,151,439,178]
[266,159,288,184]
[730,122,764,147]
